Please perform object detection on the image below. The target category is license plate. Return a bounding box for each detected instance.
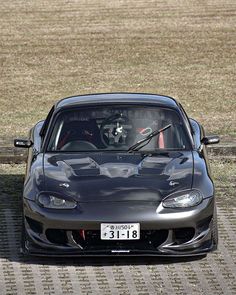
[100,223,140,240]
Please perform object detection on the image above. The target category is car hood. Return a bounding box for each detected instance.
[43,151,193,202]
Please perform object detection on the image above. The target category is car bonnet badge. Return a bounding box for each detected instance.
[59,183,70,188]
[169,181,179,187]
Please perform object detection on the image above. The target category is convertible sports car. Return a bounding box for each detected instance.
[14,93,220,257]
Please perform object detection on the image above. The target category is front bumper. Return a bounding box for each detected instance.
[23,197,217,257]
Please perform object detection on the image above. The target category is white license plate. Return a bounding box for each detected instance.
[100,223,140,240]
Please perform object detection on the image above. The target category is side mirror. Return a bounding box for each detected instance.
[14,139,33,148]
[201,136,220,145]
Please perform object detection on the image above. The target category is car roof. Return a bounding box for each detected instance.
[55,93,179,110]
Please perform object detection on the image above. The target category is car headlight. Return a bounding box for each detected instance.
[162,190,203,208]
[37,193,77,209]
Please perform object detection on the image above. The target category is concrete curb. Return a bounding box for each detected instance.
[1,144,236,164]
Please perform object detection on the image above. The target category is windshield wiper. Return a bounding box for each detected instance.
[127,124,172,152]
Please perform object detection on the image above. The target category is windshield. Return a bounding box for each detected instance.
[47,105,191,152]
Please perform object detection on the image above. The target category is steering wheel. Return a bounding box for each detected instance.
[100,114,132,147]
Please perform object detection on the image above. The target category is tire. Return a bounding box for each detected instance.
[212,204,218,246]
[20,216,27,255]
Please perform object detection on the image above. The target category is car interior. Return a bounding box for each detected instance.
[47,106,189,152]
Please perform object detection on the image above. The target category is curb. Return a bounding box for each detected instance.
[0,144,236,164]
[207,144,236,156]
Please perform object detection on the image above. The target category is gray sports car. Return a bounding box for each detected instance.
[14,93,220,256]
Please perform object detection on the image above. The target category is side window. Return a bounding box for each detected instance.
[189,119,202,149]
[40,106,55,138]
[178,103,191,132]
[178,103,194,145]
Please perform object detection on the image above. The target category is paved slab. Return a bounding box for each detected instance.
[0,190,235,295]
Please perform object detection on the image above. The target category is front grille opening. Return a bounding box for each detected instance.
[149,230,169,248]
[72,230,86,248]
[25,217,43,234]
[71,230,169,250]
[46,229,68,245]
[173,227,195,245]
[197,216,213,231]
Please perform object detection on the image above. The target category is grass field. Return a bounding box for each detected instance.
[0,0,235,139]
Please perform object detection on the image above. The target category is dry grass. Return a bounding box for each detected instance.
[0,0,235,139]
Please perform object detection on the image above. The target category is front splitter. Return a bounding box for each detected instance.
[22,242,215,258]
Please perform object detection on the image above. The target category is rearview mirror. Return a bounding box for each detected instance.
[201,136,220,145]
[14,139,33,148]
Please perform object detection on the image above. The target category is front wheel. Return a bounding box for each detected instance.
[20,216,27,255]
[212,204,218,246]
